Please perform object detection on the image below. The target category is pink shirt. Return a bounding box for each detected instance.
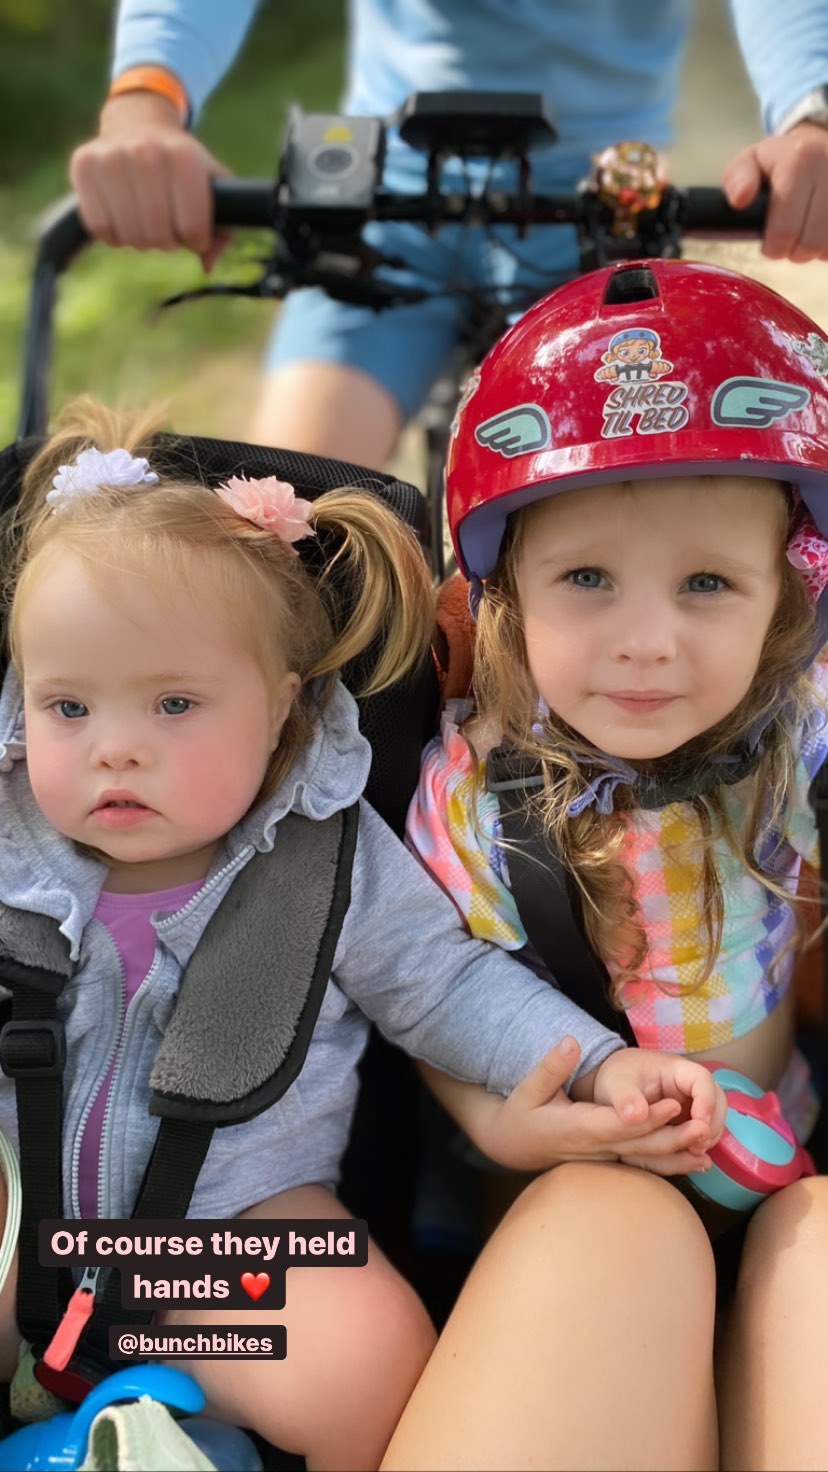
[79,882,202,1218]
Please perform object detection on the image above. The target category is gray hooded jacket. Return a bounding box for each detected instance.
[0,670,622,1221]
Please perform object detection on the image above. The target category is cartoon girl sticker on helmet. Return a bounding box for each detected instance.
[594,327,672,382]
[595,326,689,439]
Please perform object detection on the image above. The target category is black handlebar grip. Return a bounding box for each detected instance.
[33,181,275,275]
[679,186,768,234]
[211,178,275,229]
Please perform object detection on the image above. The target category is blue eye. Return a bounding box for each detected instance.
[56,700,87,720]
[686,573,727,594]
[568,568,605,589]
[160,697,193,716]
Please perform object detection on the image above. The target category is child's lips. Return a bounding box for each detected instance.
[91,793,159,828]
[604,691,679,714]
[92,803,158,830]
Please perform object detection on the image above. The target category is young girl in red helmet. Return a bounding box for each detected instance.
[382,260,828,1471]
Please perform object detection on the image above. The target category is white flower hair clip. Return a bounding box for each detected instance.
[46,447,158,511]
[215,474,316,549]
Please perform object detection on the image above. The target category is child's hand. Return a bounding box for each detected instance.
[584,1047,728,1176]
[481,1039,716,1174]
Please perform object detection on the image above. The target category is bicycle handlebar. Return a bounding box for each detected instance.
[32,180,277,275]
[31,178,767,277]
[19,177,767,441]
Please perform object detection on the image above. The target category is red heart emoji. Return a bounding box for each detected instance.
[240,1271,270,1302]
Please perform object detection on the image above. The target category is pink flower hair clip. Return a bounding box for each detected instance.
[786,495,828,601]
[215,474,316,551]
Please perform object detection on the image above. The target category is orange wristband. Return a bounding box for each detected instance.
[108,66,189,125]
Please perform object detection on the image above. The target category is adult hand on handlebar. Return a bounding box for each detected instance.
[723,122,828,262]
[69,93,232,271]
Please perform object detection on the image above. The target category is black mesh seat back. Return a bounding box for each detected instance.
[0,434,439,836]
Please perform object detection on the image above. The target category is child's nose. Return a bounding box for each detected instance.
[92,724,145,769]
[609,596,677,663]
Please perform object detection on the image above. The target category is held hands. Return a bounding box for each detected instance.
[724,122,828,262]
[69,93,231,270]
[482,1038,726,1176]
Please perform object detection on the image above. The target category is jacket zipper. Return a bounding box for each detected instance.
[97,949,164,1218]
[72,849,250,1218]
[70,927,126,1220]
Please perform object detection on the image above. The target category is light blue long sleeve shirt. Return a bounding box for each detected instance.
[112,0,828,179]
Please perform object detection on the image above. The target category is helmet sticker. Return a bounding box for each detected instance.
[595,327,673,384]
[474,404,552,457]
[710,377,811,428]
[595,326,689,439]
[450,367,482,439]
[791,332,828,376]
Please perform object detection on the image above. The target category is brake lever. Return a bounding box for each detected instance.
[159,278,277,308]
[161,264,432,310]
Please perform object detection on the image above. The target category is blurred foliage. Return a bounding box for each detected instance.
[0,0,343,183]
[0,1,345,444]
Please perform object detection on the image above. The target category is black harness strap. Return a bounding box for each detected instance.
[0,964,72,1346]
[92,1118,216,1335]
[487,747,635,1043]
[2,803,360,1388]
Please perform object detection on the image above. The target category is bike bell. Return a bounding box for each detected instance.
[688,1064,815,1213]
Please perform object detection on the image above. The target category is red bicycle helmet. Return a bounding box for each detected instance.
[447,258,828,585]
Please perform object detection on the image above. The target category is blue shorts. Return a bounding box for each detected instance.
[265,217,581,421]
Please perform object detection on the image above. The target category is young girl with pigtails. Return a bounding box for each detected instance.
[0,398,727,1468]
[382,258,828,1472]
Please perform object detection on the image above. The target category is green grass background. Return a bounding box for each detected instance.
[0,2,345,446]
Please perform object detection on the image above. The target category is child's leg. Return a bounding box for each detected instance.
[161,1184,436,1472]
[381,1163,719,1472]
[718,1175,828,1471]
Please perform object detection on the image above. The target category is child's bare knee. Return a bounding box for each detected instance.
[741,1174,828,1275]
[500,1162,714,1279]
[276,1269,435,1469]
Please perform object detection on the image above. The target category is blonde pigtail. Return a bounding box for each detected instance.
[308,490,435,695]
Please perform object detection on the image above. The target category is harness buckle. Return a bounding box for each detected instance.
[0,1019,66,1078]
[32,1347,110,1403]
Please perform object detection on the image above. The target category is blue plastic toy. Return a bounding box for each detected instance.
[0,1364,262,1471]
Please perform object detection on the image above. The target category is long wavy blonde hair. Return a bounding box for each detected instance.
[3,397,435,803]
[474,481,823,1004]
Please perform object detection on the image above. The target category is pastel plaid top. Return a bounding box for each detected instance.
[406,668,828,1054]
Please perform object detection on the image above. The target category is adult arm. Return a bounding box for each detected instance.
[724,0,828,260]
[69,1,262,263]
[111,0,262,124]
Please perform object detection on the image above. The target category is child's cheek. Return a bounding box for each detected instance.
[27,741,79,833]
[170,746,255,832]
